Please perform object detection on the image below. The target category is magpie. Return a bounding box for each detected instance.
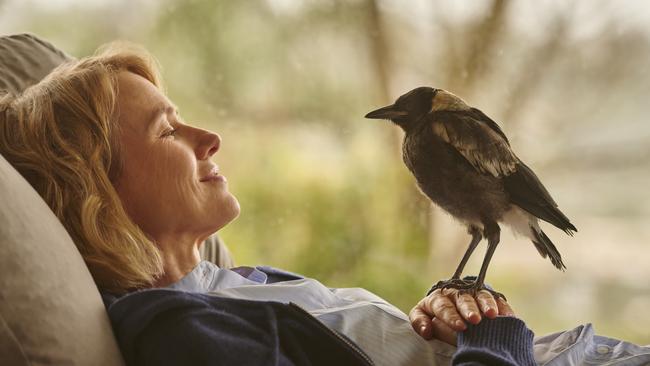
[365,87,577,298]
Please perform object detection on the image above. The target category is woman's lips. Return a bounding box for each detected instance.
[200,165,227,183]
[200,174,227,183]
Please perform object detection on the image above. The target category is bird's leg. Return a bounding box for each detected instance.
[427,226,482,295]
[459,220,506,300]
[451,226,482,280]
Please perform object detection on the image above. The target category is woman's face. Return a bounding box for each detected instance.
[112,71,239,245]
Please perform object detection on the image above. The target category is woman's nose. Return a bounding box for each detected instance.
[196,130,221,160]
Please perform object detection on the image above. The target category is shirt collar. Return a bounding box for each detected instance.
[166,260,268,293]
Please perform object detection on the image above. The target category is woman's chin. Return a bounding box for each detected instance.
[225,194,241,220]
[211,195,241,231]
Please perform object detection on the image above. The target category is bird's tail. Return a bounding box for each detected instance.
[502,206,567,271]
[530,227,566,271]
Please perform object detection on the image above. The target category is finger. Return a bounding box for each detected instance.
[496,296,515,316]
[430,293,466,331]
[409,305,434,338]
[475,290,498,319]
[429,317,457,346]
[455,292,482,324]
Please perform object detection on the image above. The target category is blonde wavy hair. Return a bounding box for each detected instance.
[0,43,165,294]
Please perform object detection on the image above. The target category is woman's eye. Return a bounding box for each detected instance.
[162,128,177,138]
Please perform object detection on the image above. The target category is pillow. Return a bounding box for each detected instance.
[0,33,72,94]
[200,232,235,268]
[0,152,125,365]
[0,33,125,366]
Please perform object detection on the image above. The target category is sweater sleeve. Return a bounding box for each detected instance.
[453,316,536,366]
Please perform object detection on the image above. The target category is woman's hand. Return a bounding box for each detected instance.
[408,288,515,346]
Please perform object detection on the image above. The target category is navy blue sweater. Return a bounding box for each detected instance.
[103,289,536,366]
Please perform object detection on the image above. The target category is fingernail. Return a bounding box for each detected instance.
[468,311,479,322]
[420,325,427,334]
[455,320,466,330]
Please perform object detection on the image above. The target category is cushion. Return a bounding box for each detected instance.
[0,33,125,366]
[0,153,125,366]
[0,33,72,94]
[200,233,235,268]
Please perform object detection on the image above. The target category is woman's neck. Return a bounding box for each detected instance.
[152,237,202,287]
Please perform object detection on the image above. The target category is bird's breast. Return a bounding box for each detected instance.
[402,130,510,223]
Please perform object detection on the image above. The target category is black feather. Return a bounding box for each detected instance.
[504,162,577,234]
[531,227,566,271]
[467,108,510,144]
[432,110,518,178]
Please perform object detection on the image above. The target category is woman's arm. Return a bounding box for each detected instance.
[453,316,535,366]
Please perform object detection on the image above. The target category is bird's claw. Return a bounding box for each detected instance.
[457,286,507,302]
[436,278,474,289]
[429,279,507,301]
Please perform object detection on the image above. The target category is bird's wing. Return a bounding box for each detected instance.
[503,162,577,234]
[431,110,518,178]
[431,109,577,233]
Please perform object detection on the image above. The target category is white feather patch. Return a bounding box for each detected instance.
[501,206,539,240]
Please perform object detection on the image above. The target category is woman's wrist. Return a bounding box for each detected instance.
[454,316,536,366]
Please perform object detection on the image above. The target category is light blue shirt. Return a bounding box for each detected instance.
[168,261,650,365]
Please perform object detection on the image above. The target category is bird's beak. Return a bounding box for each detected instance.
[364,104,408,119]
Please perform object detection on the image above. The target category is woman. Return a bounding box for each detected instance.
[0,43,539,366]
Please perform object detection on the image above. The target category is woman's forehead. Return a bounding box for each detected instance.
[117,71,165,105]
[116,71,172,130]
